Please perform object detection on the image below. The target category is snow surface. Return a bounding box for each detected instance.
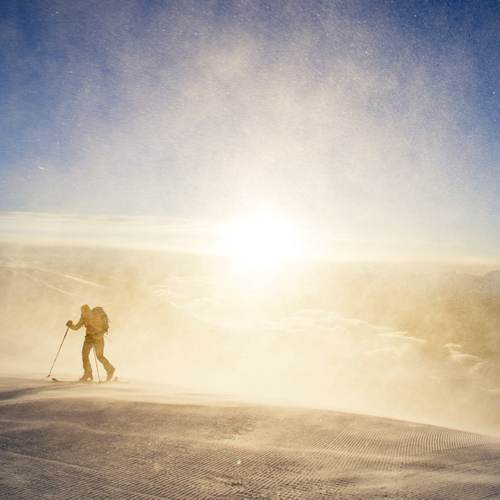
[0,377,499,499]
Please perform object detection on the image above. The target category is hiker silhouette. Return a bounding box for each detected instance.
[67,304,115,382]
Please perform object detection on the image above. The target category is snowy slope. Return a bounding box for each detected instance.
[0,377,499,499]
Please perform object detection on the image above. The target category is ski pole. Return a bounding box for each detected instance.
[93,346,101,383]
[47,327,69,378]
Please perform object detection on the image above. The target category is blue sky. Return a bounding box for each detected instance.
[0,0,499,260]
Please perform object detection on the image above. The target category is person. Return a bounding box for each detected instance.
[66,304,116,382]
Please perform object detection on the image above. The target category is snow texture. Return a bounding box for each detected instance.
[0,377,499,499]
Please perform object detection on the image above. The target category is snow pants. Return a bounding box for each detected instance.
[82,336,114,378]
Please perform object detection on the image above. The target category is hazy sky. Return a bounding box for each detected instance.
[0,0,499,261]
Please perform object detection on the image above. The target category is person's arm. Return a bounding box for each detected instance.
[66,315,84,330]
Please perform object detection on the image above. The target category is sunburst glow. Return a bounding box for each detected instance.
[218,211,303,273]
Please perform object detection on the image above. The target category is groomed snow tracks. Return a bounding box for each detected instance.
[0,398,499,499]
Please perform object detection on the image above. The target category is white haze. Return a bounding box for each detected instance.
[1,243,499,437]
[1,2,499,437]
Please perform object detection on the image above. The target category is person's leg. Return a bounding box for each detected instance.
[81,339,93,379]
[94,338,114,376]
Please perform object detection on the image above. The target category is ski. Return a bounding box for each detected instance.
[50,376,123,384]
[50,378,87,383]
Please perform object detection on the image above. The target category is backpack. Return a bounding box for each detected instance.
[91,306,109,334]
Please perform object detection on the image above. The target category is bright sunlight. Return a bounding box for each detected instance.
[218,211,303,273]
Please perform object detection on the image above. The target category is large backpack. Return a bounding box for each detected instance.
[91,306,109,334]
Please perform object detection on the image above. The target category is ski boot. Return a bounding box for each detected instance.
[106,367,116,382]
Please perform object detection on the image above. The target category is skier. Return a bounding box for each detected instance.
[66,304,116,382]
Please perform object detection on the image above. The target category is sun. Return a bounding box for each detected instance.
[218,211,303,274]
